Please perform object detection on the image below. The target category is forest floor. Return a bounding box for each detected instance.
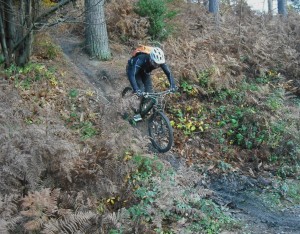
[53,31,300,234]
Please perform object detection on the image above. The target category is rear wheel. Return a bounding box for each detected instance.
[148,111,173,153]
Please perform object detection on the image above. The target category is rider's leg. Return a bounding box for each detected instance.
[141,74,155,114]
[142,73,153,93]
[130,74,144,122]
[136,74,145,92]
[124,67,143,124]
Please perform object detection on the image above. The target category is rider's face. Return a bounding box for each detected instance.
[150,59,159,68]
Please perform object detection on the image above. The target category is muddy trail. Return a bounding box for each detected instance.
[56,36,300,234]
[57,36,120,104]
[209,173,300,233]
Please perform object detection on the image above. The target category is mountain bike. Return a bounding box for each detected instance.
[122,87,174,153]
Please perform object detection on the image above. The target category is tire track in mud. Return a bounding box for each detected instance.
[57,37,119,104]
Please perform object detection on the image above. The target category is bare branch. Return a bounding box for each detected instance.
[13,0,73,51]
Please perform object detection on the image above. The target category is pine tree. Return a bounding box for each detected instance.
[85,0,111,60]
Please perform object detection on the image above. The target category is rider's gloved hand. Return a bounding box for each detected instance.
[170,85,178,93]
[135,90,143,97]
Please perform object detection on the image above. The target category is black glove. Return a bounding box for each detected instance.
[135,90,143,97]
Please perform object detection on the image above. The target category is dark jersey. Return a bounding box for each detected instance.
[127,53,175,92]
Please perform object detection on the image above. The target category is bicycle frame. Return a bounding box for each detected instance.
[143,90,171,112]
[142,90,173,153]
[122,86,174,152]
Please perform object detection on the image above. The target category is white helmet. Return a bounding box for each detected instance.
[150,47,165,64]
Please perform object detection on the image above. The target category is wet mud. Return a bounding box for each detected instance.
[210,173,300,234]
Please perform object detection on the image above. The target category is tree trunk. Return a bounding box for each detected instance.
[0,10,9,67]
[209,0,219,14]
[15,0,33,66]
[278,0,287,16]
[85,0,111,60]
[0,0,15,67]
[0,0,73,68]
[209,0,219,26]
[268,0,273,15]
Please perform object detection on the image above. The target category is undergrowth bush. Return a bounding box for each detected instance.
[167,62,300,171]
[213,105,267,149]
[34,33,61,60]
[106,0,149,42]
[134,0,177,41]
[121,154,235,233]
[64,88,99,140]
[5,62,59,90]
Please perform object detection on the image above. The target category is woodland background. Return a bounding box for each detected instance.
[0,0,300,233]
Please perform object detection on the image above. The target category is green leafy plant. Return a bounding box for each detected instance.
[258,179,300,209]
[198,69,211,88]
[213,88,245,105]
[214,106,267,149]
[135,0,177,40]
[5,62,58,89]
[35,38,61,59]
[255,70,280,84]
[131,155,163,181]
[65,112,97,140]
[277,165,295,179]
[170,106,208,136]
[171,197,234,233]
[127,155,163,222]
[267,121,286,148]
[241,80,259,91]
[69,89,79,98]
[266,90,284,111]
[255,74,270,84]
[180,81,198,96]
[109,229,123,234]
[218,160,232,172]
[267,121,300,170]
[80,121,97,140]
[122,154,236,233]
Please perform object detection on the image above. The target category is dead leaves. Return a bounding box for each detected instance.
[21,188,61,231]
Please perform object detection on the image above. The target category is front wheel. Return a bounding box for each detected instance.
[148,111,173,153]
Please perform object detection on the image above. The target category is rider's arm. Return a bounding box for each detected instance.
[127,57,144,92]
[160,63,175,88]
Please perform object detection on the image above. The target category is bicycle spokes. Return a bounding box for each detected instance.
[148,112,173,153]
[121,87,173,152]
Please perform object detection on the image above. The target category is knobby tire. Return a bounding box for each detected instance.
[148,111,173,153]
[121,86,173,152]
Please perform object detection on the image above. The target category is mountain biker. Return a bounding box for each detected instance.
[126,47,177,96]
[125,46,176,122]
